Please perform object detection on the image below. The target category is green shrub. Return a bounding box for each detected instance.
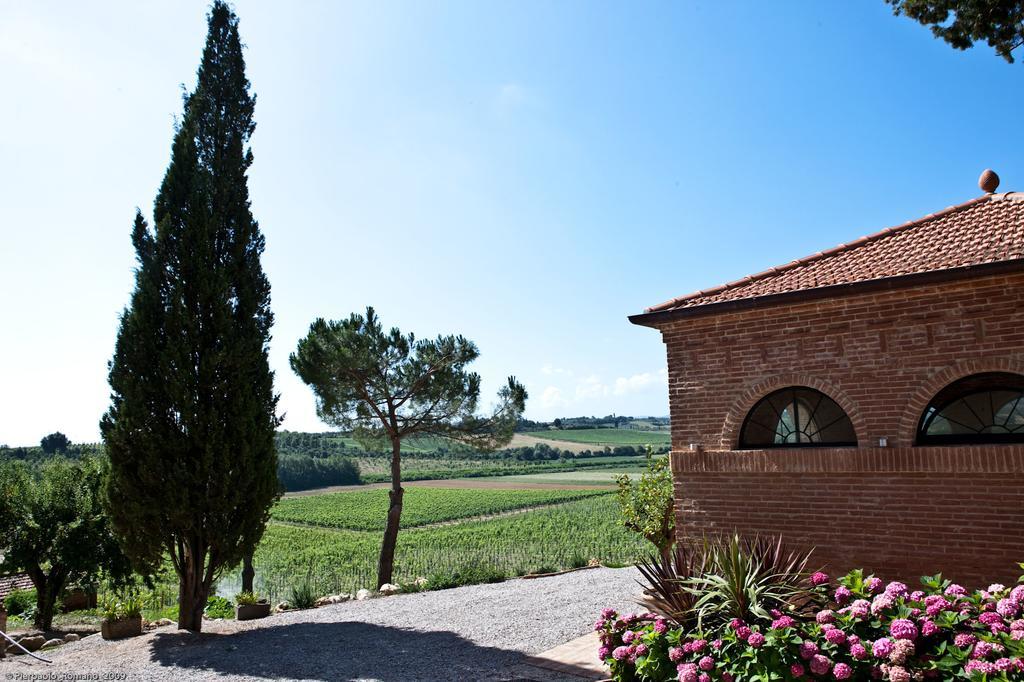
[426,562,505,590]
[203,595,234,619]
[4,589,36,617]
[100,591,145,621]
[235,590,259,605]
[289,580,317,609]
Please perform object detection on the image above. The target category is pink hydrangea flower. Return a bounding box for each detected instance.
[593,619,605,631]
[817,610,836,624]
[871,594,894,615]
[811,572,830,586]
[790,662,806,677]
[973,641,994,659]
[747,632,765,648]
[598,646,610,659]
[601,608,616,619]
[669,647,684,662]
[621,630,635,644]
[873,638,894,658]
[865,577,882,593]
[890,619,918,641]
[848,634,860,645]
[722,674,734,682]
[698,655,714,670]
[799,641,819,660]
[945,584,967,597]
[771,615,796,629]
[677,663,698,682]
[698,675,710,682]
[833,662,852,680]
[850,643,868,660]
[910,590,925,601]
[810,654,832,676]
[834,586,852,605]
[711,639,723,649]
[735,626,751,642]
[887,664,911,682]
[884,581,908,598]
[612,646,629,661]
[924,595,951,616]
[921,620,939,637]
[1011,585,1024,605]
[849,599,871,618]
[635,643,648,656]
[825,628,847,645]
[890,639,915,665]
[997,598,1019,619]
[965,660,996,676]
[988,584,1006,594]
[954,633,977,648]
[728,618,744,630]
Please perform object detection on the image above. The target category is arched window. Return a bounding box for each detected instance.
[916,372,1024,445]
[739,387,857,448]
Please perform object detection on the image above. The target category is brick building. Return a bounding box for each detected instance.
[630,171,1024,586]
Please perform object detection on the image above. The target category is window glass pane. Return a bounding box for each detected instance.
[741,387,856,448]
[918,373,1024,444]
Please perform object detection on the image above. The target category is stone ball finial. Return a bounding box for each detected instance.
[979,169,1000,194]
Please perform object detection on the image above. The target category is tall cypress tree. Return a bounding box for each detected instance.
[100,1,279,632]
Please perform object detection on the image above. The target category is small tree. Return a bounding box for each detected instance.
[0,458,131,631]
[885,0,1024,63]
[615,446,675,564]
[290,307,527,587]
[39,432,71,454]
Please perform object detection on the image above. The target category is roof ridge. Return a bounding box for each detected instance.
[644,193,998,314]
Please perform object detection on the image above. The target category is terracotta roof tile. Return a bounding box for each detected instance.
[0,573,34,601]
[645,192,1024,314]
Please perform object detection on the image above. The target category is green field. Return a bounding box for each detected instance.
[472,467,647,486]
[271,487,610,531]
[241,495,647,601]
[524,428,670,446]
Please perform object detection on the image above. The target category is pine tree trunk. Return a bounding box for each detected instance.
[376,437,403,588]
[177,547,211,632]
[241,552,255,594]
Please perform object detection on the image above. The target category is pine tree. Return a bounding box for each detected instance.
[100,1,279,632]
[290,308,527,588]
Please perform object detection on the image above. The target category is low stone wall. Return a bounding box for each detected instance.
[672,445,1024,587]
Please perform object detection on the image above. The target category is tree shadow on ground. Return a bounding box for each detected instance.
[148,621,590,681]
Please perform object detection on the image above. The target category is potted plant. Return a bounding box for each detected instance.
[100,593,144,640]
[234,591,270,621]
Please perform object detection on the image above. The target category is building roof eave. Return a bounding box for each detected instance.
[628,258,1024,329]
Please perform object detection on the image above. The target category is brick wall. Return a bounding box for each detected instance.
[654,271,1024,586]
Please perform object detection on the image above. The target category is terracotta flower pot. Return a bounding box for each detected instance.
[101,616,143,640]
[235,601,271,621]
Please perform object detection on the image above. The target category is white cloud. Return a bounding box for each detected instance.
[540,385,567,409]
[540,364,573,376]
[575,374,609,400]
[613,367,668,396]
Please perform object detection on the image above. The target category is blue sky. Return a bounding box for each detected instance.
[1,1,1021,446]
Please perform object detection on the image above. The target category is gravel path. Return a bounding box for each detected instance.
[6,567,642,681]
